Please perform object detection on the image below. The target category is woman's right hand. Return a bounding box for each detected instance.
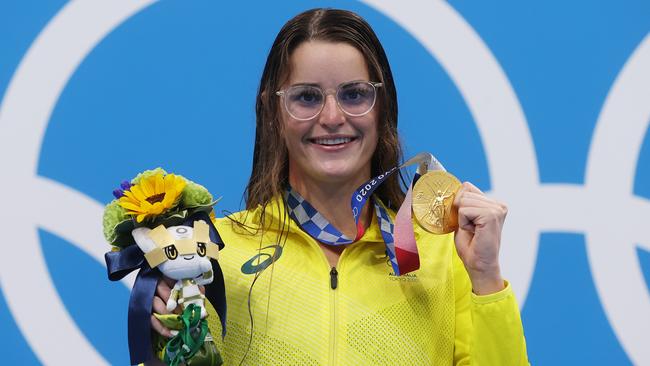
[151,276,177,338]
[151,276,206,338]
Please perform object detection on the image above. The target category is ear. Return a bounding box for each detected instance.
[131,227,157,254]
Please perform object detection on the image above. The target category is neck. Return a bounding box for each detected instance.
[289,174,372,239]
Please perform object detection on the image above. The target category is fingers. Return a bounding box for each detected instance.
[151,276,177,338]
[454,182,508,232]
[454,182,508,212]
[453,182,476,208]
[151,314,173,338]
[156,279,172,303]
[157,277,183,314]
[461,181,483,194]
[458,192,507,211]
[153,277,173,314]
[457,206,483,232]
[456,192,492,208]
[458,203,507,229]
[151,296,173,338]
[162,276,176,288]
[152,294,169,314]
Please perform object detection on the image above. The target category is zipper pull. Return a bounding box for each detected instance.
[330,267,338,290]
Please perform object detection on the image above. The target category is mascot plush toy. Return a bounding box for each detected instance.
[103,168,226,366]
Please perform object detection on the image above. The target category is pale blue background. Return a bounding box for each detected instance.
[1,1,649,364]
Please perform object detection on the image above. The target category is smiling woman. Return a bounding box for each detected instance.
[150,8,530,365]
[280,41,380,238]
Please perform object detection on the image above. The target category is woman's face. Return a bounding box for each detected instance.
[280,41,378,188]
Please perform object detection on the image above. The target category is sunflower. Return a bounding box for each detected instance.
[118,173,186,223]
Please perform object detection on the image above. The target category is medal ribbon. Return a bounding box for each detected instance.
[286,152,446,275]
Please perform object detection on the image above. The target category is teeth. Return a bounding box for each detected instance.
[314,137,352,145]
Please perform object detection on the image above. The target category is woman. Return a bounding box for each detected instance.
[153,8,528,365]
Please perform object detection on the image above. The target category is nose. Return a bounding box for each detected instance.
[318,94,345,127]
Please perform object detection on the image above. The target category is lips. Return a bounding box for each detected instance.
[308,136,358,146]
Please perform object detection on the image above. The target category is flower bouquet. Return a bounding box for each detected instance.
[103,168,226,366]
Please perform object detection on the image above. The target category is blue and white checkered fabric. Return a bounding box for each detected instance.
[285,187,400,275]
[375,202,398,271]
[284,152,436,275]
[286,188,354,245]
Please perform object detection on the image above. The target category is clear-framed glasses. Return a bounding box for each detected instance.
[275,80,383,121]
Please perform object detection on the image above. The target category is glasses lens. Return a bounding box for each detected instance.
[285,85,323,120]
[337,82,376,116]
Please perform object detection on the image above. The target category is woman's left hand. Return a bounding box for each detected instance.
[453,181,507,295]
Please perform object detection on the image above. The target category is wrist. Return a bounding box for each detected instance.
[468,268,504,295]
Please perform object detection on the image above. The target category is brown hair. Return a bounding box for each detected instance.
[245,7,405,217]
[235,10,408,362]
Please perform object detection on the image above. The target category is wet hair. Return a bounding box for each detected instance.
[234,9,406,363]
[245,8,406,217]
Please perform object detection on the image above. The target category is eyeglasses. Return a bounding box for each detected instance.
[276,80,383,121]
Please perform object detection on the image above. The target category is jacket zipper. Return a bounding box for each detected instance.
[329,254,347,366]
[308,240,349,365]
[329,246,350,366]
[330,267,338,289]
[330,269,337,366]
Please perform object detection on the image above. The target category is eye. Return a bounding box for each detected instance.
[197,242,207,257]
[339,83,372,105]
[289,87,323,106]
[164,245,178,260]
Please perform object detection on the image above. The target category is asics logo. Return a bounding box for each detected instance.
[241,245,284,275]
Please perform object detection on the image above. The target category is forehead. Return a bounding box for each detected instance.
[287,41,370,88]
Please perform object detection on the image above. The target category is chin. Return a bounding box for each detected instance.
[313,164,368,184]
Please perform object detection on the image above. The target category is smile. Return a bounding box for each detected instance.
[309,136,357,146]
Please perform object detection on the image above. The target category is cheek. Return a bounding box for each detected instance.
[362,117,380,164]
[282,123,301,153]
[281,115,311,153]
[363,115,379,148]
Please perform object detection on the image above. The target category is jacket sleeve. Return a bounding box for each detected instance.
[452,247,530,365]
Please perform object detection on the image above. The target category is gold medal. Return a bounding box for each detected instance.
[412,170,462,234]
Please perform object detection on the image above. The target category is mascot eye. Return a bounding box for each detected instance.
[197,242,207,257]
[164,245,178,260]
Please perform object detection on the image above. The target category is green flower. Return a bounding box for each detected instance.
[102,200,128,244]
[182,181,213,207]
[131,167,167,185]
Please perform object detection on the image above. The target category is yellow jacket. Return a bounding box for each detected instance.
[210,198,529,365]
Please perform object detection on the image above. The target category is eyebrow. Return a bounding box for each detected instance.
[289,82,320,88]
[288,80,369,89]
